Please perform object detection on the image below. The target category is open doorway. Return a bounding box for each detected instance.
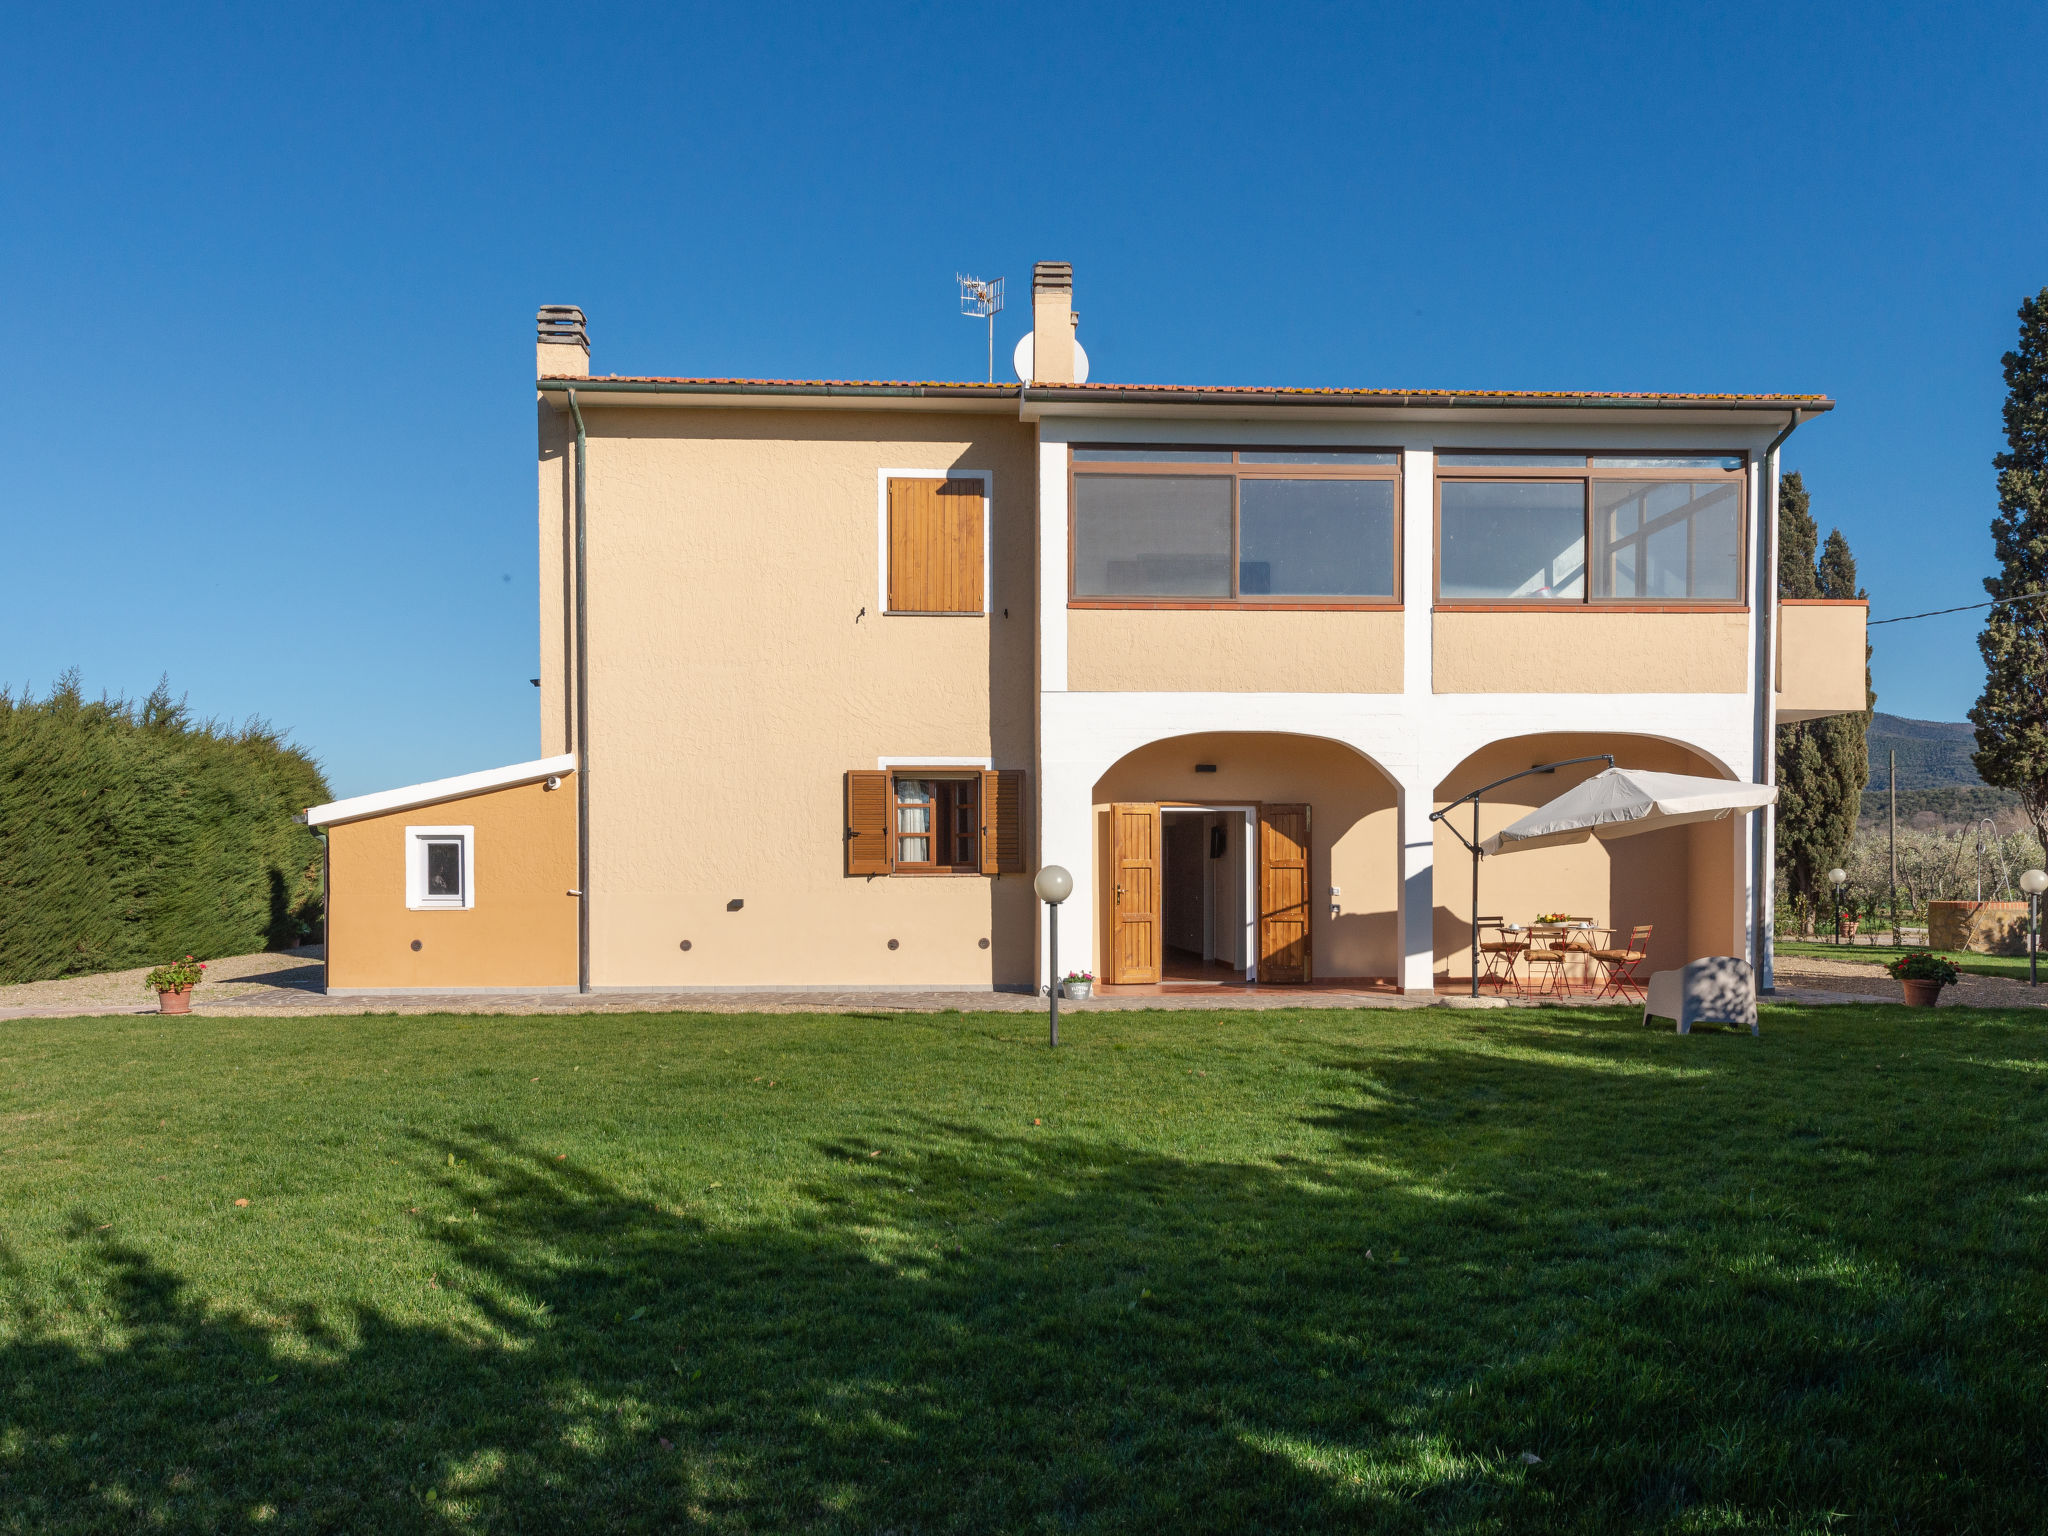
[1160,807,1254,984]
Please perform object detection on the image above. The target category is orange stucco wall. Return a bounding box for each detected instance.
[539,405,1041,988]
[325,777,579,990]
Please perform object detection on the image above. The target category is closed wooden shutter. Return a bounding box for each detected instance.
[845,770,891,876]
[888,478,984,613]
[981,769,1026,875]
[1258,804,1312,983]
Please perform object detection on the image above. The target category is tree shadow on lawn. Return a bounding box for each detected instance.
[4,1008,2046,1532]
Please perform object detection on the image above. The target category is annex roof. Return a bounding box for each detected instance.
[302,754,577,827]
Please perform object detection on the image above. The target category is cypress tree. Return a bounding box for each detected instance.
[1778,470,1820,600]
[1971,287,2048,854]
[1775,475,1873,929]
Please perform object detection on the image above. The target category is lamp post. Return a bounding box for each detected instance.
[1828,867,1847,946]
[1035,864,1073,1047]
[2022,868,2048,987]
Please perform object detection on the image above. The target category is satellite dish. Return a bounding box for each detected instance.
[1011,333,1090,384]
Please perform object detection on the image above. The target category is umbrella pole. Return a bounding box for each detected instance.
[1471,801,1481,998]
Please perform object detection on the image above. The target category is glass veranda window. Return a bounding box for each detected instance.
[1073,475,1233,597]
[1438,481,1586,600]
[1591,480,1742,600]
[1070,448,1400,602]
[1238,479,1396,596]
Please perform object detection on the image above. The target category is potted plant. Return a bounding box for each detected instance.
[145,955,206,1014]
[1061,970,1094,1000]
[1885,951,1959,1008]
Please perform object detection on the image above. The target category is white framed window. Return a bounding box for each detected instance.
[405,825,474,910]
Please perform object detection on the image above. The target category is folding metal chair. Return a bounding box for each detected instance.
[1591,924,1654,1003]
[1475,917,1527,994]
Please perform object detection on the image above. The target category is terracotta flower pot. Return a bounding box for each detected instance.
[157,987,193,1015]
[1899,978,1943,1008]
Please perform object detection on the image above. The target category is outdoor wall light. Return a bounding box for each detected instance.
[1194,763,1218,773]
[726,899,744,911]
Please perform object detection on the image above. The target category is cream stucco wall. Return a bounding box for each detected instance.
[551,406,1039,987]
[1091,732,1401,980]
[1068,609,1403,693]
[1433,609,1750,693]
[1432,732,1740,980]
[326,777,579,990]
[1777,600,1868,721]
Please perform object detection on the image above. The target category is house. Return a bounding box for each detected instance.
[302,262,1867,997]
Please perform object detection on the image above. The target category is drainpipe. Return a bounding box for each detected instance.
[1753,409,1804,991]
[567,389,592,995]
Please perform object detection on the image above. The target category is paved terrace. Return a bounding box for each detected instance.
[5,947,2046,1021]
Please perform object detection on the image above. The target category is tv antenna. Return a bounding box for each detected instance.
[958,274,1004,382]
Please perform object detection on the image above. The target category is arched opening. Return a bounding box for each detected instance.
[1434,732,1741,983]
[1091,732,1399,990]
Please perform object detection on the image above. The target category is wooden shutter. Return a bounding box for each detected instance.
[981,769,1026,875]
[1258,804,1312,984]
[1110,802,1162,984]
[887,478,984,614]
[845,770,891,876]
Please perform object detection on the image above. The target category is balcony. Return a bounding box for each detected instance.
[1777,599,1868,722]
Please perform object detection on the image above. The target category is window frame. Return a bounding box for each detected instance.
[878,468,993,617]
[404,824,475,911]
[1066,444,1404,610]
[1431,451,1751,611]
[886,769,983,875]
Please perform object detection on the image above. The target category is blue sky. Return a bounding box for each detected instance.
[4,3,2044,796]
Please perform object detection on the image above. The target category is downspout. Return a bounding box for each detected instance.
[1753,409,1804,991]
[567,389,592,995]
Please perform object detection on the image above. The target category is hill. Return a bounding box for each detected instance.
[1857,714,2022,827]
[1865,714,1982,789]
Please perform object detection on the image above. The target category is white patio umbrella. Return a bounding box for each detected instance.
[1479,767,1776,856]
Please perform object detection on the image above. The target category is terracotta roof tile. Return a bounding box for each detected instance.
[535,375,1831,406]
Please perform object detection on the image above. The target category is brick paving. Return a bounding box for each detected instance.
[5,947,2040,1022]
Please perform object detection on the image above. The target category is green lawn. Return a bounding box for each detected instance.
[3,1004,2046,1533]
[1776,937,2048,983]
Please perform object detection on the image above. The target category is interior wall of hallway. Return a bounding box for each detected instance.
[1432,733,1740,981]
[1091,732,1399,980]
[552,405,1040,987]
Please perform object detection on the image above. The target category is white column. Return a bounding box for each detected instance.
[1401,446,1434,699]
[1397,446,1439,993]
[1038,752,1096,991]
[1397,776,1437,994]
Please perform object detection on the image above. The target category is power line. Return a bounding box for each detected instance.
[1867,590,2048,627]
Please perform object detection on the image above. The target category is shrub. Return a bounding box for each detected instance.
[0,674,329,984]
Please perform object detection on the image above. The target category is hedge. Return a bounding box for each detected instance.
[0,673,330,985]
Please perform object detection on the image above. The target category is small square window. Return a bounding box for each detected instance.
[406,826,474,910]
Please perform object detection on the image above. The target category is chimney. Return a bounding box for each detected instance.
[537,305,590,378]
[1029,262,1077,384]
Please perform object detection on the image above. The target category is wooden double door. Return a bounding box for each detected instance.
[1108,803,1311,985]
